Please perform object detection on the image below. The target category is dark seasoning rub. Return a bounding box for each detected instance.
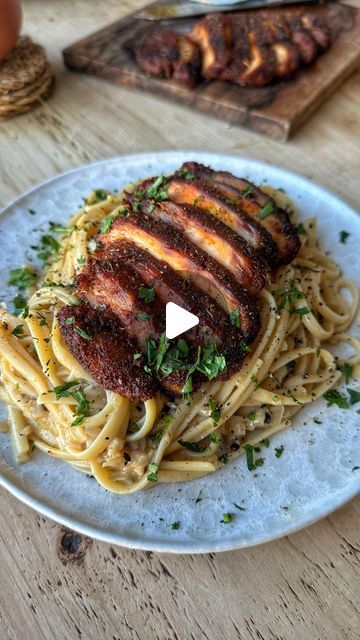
[57,162,301,401]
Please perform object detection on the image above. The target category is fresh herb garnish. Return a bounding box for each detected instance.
[243,444,256,471]
[220,512,233,524]
[53,380,79,399]
[149,415,173,443]
[218,453,228,464]
[259,203,274,219]
[209,397,220,424]
[146,175,169,201]
[338,363,353,384]
[11,325,25,338]
[178,439,208,453]
[138,286,155,304]
[295,223,307,235]
[74,326,91,340]
[147,462,159,482]
[242,186,253,197]
[314,418,322,425]
[261,438,270,447]
[247,411,256,421]
[36,235,60,264]
[239,340,251,354]
[293,307,310,316]
[352,466,360,471]
[275,445,284,458]
[8,267,36,289]
[274,281,305,312]
[339,230,350,244]
[171,521,180,530]
[100,207,128,234]
[210,432,220,443]
[65,316,75,325]
[195,490,202,503]
[12,295,29,318]
[178,167,195,181]
[133,353,142,360]
[347,388,360,405]
[229,308,241,329]
[139,311,152,320]
[233,503,246,511]
[71,389,90,426]
[251,374,260,389]
[323,389,349,409]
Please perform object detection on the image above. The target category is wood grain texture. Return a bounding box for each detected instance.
[62,2,360,141]
[0,1,359,638]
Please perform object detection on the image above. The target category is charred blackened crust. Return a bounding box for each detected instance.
[180,162,300,265]
[57,304,157,401]
[102,211,261,343]
[167,175,278,265]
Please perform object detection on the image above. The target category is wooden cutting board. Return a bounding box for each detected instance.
[63,2,360,142]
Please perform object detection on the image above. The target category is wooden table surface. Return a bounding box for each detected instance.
[0,2,359,638]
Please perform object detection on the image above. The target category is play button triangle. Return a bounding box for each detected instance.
[165,302,199,340]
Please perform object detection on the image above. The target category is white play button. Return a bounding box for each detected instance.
[165,302,199,340]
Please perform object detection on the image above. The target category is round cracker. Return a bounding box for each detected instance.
[0,36,48,91]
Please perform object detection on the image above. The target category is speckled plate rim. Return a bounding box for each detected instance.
[0,150,359,554]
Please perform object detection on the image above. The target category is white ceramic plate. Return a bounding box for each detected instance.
[1,151,359,553]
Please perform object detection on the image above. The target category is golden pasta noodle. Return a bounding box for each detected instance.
[0,186,359,494]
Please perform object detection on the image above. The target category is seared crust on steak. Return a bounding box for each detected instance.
[57,304,157,401]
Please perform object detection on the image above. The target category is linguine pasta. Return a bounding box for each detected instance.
[0,184,359,494]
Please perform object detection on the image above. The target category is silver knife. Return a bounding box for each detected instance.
[135,0,327,20]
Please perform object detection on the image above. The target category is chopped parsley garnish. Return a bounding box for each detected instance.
[261,438,270,447]
[286,389,304,406]
[8,267,36,289]
[28,208,36,215]
[273,281,305,312]
[275,445,284,458]
[12,295,29,318]
[226,198,237,205]
[178,167,195,181]
[65,316,75,325]
[339,230,350,244]
[171,521,180,530]
[251,374,260,389]
[133,353,142,360]
[53,380,79,399]
[210,432,220,443]
[338,363,353,384]
[218,453,228,464]
[11,325,25,338]
[233,503,246,511]
[242,186,253,197]
[239,340,251,354]
[195,490,202,503]
[243,444,256,471]
[295,223,307,235]
[89,189,109,204]
[229,308,241,329]
[293,307,310,316]
[347,388,360,405]
[352,466,360,472]
[138,286,155,304]
[146,175,169,201]
[100,207,129,234]
[247,411,256,421]
[74,326,91,340]
[259,202,274,219]
[149,415,173,443]
[178,439,208,453]
[209,397,220,424]
[71,389,90,426]
[147,462,159,482]
[220,512,233,524]
[139,311,152,320]
[36,235,60,264]
[314,418,322,425]
[323,389,349,409]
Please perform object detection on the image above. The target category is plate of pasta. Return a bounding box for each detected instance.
[0,151,359,553]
